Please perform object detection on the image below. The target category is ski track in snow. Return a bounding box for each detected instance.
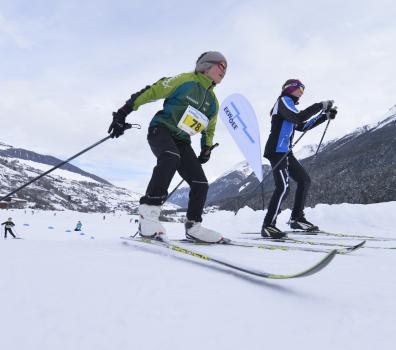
[0,202,395,350]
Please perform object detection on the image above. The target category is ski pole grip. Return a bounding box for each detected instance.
[210,143,219,151]
[124,123,141,131]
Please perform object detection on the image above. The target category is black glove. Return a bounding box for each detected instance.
[198,147,211,164]
[321,100,334,112]
[108,111,127,138]
[326,107,338,120]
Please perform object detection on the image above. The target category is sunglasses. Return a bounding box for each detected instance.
[207,61,227,72]
[217,62,227,72]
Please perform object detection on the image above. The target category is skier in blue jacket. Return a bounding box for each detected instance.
[262,79,338,238]
[74,221,82,232]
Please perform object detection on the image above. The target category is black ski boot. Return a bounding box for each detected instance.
[261,224,287,239]
[289,216,319,231]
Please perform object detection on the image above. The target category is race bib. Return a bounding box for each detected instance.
[177,105,209,136]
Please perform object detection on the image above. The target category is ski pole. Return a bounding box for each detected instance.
[315,119,330,155]
[13,229,20,239]
[234,128,310,215]
[235,107,337,214]
[165,143,219,203]
[314,106,336,155]
[0,124,139,202]
[131,143,219,239]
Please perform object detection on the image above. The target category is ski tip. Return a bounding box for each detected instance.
[268,249,337,279]
[302,249,337,277]
[354,240,366,249]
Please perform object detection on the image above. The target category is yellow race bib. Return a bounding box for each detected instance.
[177,105,209,136]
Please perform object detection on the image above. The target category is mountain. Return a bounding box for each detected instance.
[0,142,110,185]
[168,161,258,207]
[0,141,142,212]
[217,107,396,211]
[168,106,396,211]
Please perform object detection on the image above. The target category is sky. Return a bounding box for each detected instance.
[1,0,395,194]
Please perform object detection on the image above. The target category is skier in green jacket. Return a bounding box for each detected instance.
[108,51,227,243]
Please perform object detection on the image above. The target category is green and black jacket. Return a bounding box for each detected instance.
[1,220,15,229]
[117,72,219,148]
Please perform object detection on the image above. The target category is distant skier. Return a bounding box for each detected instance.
[262,79,338,238]
[74,221,82,231]
[2,217,17,239]
[108,52,228,243]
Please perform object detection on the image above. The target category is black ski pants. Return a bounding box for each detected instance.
[264,153,311,226]
[4,228,16,238]
[140,125,208,222]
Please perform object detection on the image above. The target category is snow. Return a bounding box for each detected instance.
[238,181,250,192]
[0,142,12,151]
[371,109,396,130]
[0,202,395,350]
[294,144,318,159]
[219,160,252,178]
[359,104,396,132]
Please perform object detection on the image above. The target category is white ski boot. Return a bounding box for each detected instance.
[185,220,223,243]
[138,204,167,240]
[289,216,319,231]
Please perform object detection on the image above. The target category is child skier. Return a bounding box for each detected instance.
[1,217,17,239]
[74,221,82,231]
[262,79,338,238]
[108,52,228,243]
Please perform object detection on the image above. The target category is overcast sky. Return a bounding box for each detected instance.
[1,0,395,193]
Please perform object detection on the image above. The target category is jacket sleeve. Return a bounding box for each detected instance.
[116,73,190,117]
[200,97,219,148]
[296,113,327,131]
[278,96,323,124]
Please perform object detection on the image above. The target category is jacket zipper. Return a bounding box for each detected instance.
[176,81,214,137]
[198,81,215,111]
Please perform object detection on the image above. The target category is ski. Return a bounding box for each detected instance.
[247,236,366,250]
[121,236,337,279]
[242,230,395,242]
[174,238,365,255]
[283,230,396,242]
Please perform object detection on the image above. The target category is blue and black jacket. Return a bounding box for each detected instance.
[264,93,326,158]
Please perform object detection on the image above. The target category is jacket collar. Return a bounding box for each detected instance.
[196,72,216,89]
[281,92,299,104]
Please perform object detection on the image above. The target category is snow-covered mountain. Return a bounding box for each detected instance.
[0,142,110,185]
[0,141,143,212]
[217,107,396,211]
[168,160,261,207]
[370,104,396,130]
[293,144,316,159]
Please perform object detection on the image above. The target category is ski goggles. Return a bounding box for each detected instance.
[283,82,305,92]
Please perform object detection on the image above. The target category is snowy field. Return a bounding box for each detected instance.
[1,202,395,350]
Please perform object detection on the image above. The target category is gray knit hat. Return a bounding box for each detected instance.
[195,51,227,73]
